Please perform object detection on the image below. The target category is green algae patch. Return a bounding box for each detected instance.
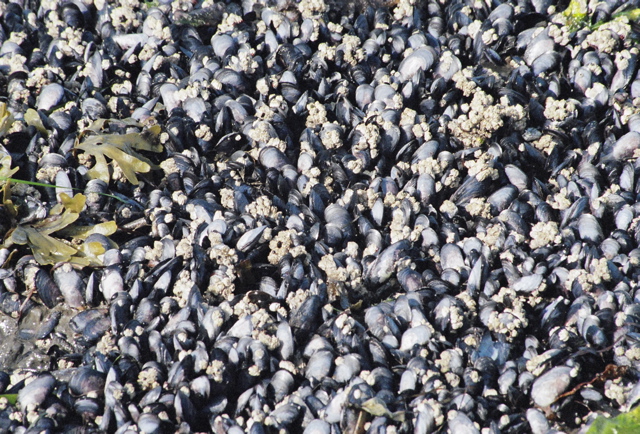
[587,406,640,434]
[562,0,588,32]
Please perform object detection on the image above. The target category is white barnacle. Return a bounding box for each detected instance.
[209,244,238,267]
[316,43,336,62]
[298,0,327,18]
[548,24,571,46]
[96,331,118,354]
[172,269,195,307]
[547,187,572,210]
[544,97,576,122]
[306,101,328,128]
[279,360,298,375]
[582,19,630,53]
[112,80,133,96]
[256,78,269,95]
[452,69,477,97]
[207,268,236,299]
[400,108,417,127]
[449,70,525,147]
[353,122,380,153]
[439,200,458,219]
[320,123,343,149]
[195,124,213,141]
[590,257,611,284]
[346,158,364,174]
[449,304,465,330]
[604,380,631,407]
[137,368,161,391]
[456,291,477,312]
[110,0,143,33]
[393,0,416,20]
[465,152,500,181]
[319,254,348,289]
[286,289,311,311]
[445,372,461,388]
[219,188,235,210]
[144,241,164,263]
[411,157,443,177]
[246,195,280,220]
[482,28,498,45]
[217,13,243,33]
[339,34,365,66]
[533,134,560,155]
[529,221,560,249]
[268,229,296,265]
[206,360,225,383]
[465,197,491,219]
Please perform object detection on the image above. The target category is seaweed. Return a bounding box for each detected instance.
[3,193,117,266]
[562,0,588,32]
[75,122,162,185]
[0,102,13,137]
[0,148,19,187]
[24,109,50,137]
[0,117,152,267]
[360,398,406,422]
[563,0,640,32]
[0,146,19,221]
[587,405,640,433]
[0,395,17,406]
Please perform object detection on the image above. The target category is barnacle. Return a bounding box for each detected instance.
[4,193,117,266]
[75,123,162,185]
[449,70,526,148]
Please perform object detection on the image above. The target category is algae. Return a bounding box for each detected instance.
[75,123,162,185]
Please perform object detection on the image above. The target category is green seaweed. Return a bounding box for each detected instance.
[4,193,117,266]
[142,0,159,9]
[562,0,588,32]
[75,123,162,185]
[563,0,640,32]
[587,406,640,433]
[0,102,13,137]
[0,394,17,405]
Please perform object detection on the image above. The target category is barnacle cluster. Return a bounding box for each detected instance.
[448,70,526,147]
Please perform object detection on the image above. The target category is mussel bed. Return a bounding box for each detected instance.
[1,0,640,432]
